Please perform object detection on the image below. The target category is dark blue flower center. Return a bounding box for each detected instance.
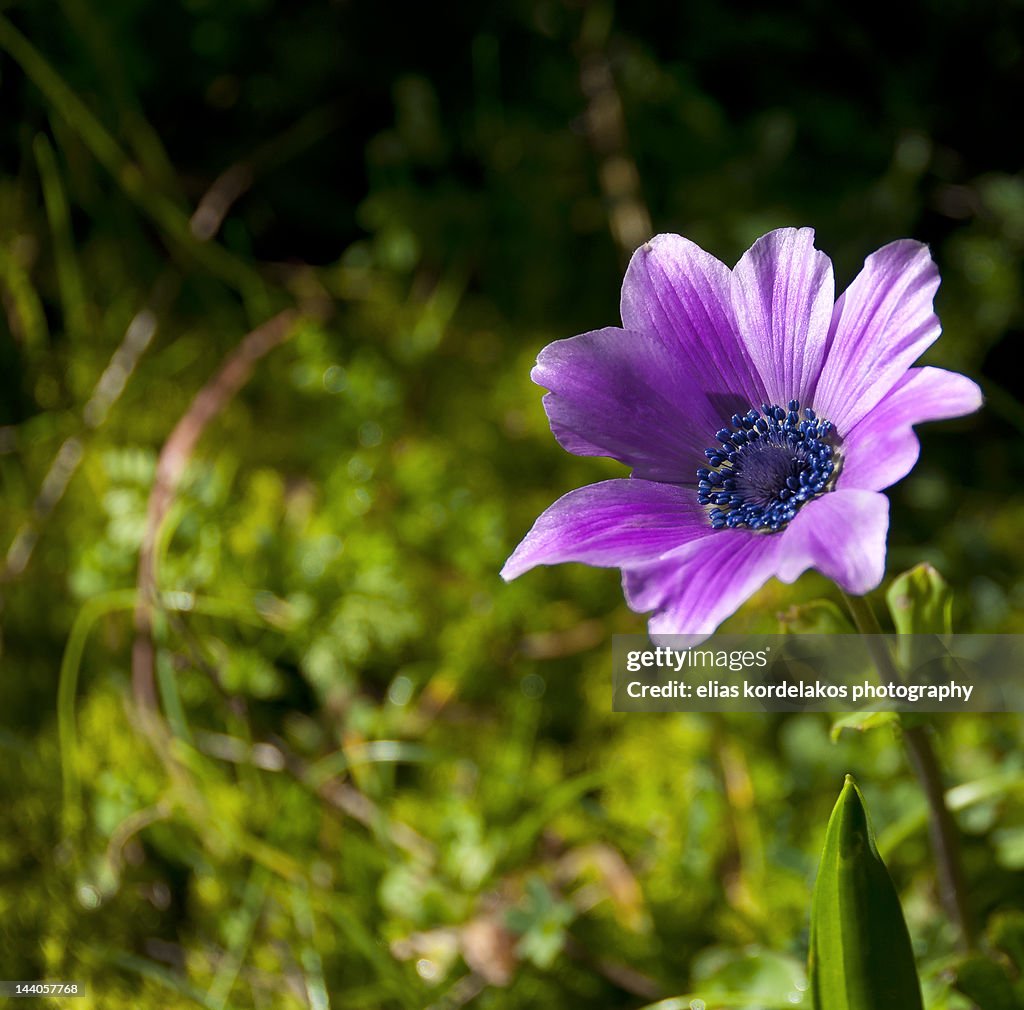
[696,400,838,532]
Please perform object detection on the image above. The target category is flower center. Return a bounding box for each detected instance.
[696,400,838,532]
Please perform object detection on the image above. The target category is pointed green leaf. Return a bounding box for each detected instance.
[809,776,924,1010]
[886,563,953,636]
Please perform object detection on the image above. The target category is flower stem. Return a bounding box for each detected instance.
[842,591,975,950]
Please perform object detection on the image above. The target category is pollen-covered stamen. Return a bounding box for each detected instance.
[696,400,838,532]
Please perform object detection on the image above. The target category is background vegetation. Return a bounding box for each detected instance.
[1,1,1023,1007]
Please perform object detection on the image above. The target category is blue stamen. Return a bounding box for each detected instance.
[695,399,839,532]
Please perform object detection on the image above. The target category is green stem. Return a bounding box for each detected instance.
[843,591,976,950]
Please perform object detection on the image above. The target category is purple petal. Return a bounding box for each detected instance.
[501,479,711,581]
[532,326,724,482]
[838,367,983,492]
[622,532,782,638]
[620,233,767,408]
[776,489,889,594]
[731,227,835,407]
[813,240,941,433]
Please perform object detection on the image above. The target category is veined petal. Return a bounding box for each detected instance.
[621,531,782,639]
[839,367,983,492]
[814,240,941,432]
[500,479,711,581]
[776,489,889,594]
[732,227,835,407]
[620,233,767,408]
[532,326,723,482]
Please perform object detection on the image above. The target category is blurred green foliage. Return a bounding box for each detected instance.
[1,1,1023,1007]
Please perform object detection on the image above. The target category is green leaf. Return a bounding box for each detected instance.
[507,877,574,970]
[829,710,900,743]
[951,912,1024,1010]
[692,948,806,1001]
[991,911,1024,971]
[953,955,1021,1010]
[778,599,855,634]
[809,776,924,1010]
[886,563,953,636]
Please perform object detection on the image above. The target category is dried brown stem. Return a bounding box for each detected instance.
[131,309,297,715]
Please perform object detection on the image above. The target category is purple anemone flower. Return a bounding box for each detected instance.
[501,228,983,638]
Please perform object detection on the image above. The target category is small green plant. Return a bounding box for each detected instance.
[809,776,924,1010]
